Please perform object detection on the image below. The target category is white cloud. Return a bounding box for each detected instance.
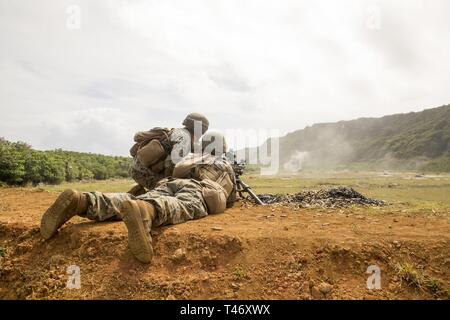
[0,0,449,155]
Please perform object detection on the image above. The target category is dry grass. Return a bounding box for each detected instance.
[396,262,423,288]
[396,262,445,296]
[41,179,135,193]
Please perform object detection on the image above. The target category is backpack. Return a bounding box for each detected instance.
[173,154,236,207]
[130,127,174,168]
[201,179,228,214]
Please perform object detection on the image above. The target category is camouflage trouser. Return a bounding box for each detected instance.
[129,157,165,190]
[80,178,208,228]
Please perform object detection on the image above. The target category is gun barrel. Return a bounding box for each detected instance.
[239,180,265,206]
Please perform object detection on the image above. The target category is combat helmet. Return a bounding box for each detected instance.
[182,113,209,135]
[200,131,227,156]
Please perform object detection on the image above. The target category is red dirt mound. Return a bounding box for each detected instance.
[1,188,449,300]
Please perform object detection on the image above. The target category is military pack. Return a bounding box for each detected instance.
[130,127,174,169]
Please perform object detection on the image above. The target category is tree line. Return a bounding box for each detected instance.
[0,138,131,186]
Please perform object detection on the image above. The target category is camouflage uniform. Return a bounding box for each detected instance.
[130,127,192,190]
[80,151,235,228]
[80,178,208,228]
[173,153,237,207]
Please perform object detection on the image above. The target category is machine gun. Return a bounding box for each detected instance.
[232,158,265,205]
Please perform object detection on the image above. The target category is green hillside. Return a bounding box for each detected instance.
[261,104,450,171]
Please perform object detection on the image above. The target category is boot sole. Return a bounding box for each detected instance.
[40,189,79,240]
[121,201,154,264]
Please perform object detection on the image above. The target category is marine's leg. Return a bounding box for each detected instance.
[118,180,208,263]
[138,179,208,228]
[82,192,135,222]
[120,200,156,263]
[40,190,135,240]
[40,189,88,240]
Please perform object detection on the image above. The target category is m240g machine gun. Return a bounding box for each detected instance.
[232,159,265,205]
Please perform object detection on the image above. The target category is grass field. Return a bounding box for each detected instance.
[37,171,450,216]
[43,179,137,193]
[246,172,450,214]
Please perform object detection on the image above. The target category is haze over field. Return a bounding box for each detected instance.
[1,0,450,155]
[277,104,450,169]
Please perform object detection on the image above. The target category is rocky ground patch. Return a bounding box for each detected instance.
[258,186,385,208]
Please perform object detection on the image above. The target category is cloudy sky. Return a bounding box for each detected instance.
[1,0,449,155]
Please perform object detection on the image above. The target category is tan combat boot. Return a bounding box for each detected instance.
[120,200,155,264]
[40,189,88,240]
[127,184,147,196]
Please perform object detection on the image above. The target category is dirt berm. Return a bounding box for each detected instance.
[0,188,449,299]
